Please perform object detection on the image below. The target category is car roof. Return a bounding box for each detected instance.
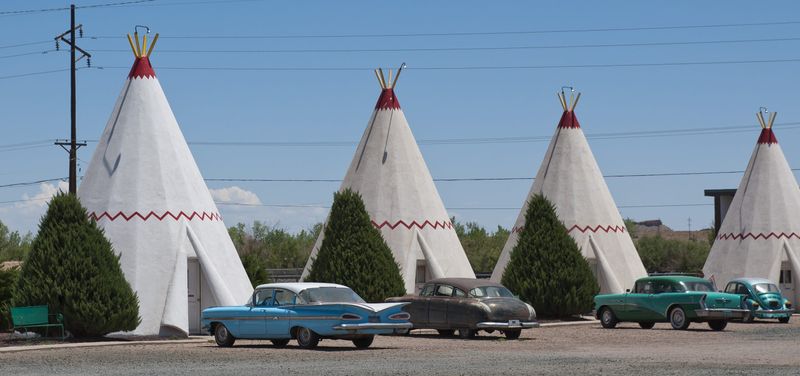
[729,277,777,286]
[253,282,348,295]
[424,278,505,291]
[638,275,710,284]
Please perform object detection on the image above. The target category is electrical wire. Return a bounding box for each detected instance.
[87,36,800,55]
[86,20,800,40]
[0,178,67,189]
[0,0,155,15]
[0,49,59,59]
[0,41,52,50]
[89,58,800,73]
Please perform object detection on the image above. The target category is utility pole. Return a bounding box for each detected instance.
[54,4,90,194]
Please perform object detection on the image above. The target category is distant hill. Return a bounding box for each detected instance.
[632,220,712,244]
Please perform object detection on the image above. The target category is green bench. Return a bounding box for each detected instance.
[10,305,65,340]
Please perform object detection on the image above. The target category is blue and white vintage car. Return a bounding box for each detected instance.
[724,278,794,323]
[201,282,413,349]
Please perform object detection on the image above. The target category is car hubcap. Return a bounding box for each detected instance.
[299,329,309,343]
[602,310,611,323]
[672,310,685,326]
[217,326,227,341]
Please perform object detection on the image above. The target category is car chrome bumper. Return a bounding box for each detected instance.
[476,320,540,329]
[694,308,749,319]
[333,322,414,330]
[754,308,794,316]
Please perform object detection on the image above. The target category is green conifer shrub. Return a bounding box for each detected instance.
[501,194,599,318]
[14,192,140,337]
[0,266,19,331]
[305,188,405,302]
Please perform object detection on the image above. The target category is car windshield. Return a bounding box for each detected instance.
[678,281,715,292]
[469,286,515,298]
[298,287,366,304]
[753,283,780,294]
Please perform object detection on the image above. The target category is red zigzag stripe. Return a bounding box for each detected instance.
[511,224,627,234]
[88,210,222,222]
[372,219,453,230]
[717,232,800,240]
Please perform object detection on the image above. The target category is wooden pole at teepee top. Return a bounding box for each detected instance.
[557,92,567,111]
[570,92,582,111]
[757,111,766,129]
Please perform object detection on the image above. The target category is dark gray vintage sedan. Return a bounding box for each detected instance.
[386,278,539,339]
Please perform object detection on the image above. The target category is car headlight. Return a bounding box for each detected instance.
[525,303,537,319]
[786,301,792,309]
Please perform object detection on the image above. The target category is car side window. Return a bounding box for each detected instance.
[634,281,653,294]
[724,283,737,294]
[653,281,675,294]
[735,283,749,296]
[254,288,274,307]
[453,288,466,297]
[274,289,296,306]
[434,284,454,297]
[420,284,435,297]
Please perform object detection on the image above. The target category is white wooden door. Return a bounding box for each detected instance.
[187,258,201,334]
[779,263,796,306]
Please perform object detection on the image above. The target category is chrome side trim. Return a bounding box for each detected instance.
[694,308,749,319]
[476,321,540,329]
[333,323,413,330]
[206,316,340,321]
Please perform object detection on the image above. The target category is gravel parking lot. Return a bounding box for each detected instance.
[2,320,799,376]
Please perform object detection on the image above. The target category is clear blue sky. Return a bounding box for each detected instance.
[2,0,800,235]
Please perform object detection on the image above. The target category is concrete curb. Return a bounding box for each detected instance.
[0,337,210,354]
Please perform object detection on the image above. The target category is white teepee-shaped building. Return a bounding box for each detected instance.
[78,33,252,336]
[491,90,647,293]
[704,110,800,304]
[302,66,475,293]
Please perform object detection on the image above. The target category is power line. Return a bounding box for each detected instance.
[66,121,799,148]
[90,57,800,73]
[213,202,713,210]
[0,68,71,80]
[0,178,67,189]
[88,36,800,55]
[0,0,155,16]
[0,40,52,50]
[203,169,757,183]
[0,49,59,59]
[86,20,800,40]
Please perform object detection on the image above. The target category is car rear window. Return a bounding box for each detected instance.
[678,281,715,292]
[753,283,780,294]
[469,286,514,298]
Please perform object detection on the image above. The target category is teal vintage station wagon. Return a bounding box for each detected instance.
[594,276,749,331]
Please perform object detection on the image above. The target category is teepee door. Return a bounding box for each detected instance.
[188,258,201,334]
[779,264,796,303]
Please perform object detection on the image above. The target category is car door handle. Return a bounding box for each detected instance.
[272,317,278,320]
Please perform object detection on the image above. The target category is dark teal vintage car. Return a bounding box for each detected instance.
[594,276,749,331]
[724,278,793,323]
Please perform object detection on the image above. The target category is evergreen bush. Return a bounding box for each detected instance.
[501,194,599,318]
[241,251,270,287]
[14,192,140,337]
[0,266,19,331]
[305,188,405,302]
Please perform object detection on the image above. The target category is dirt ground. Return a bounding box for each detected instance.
[1,319,799,375]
